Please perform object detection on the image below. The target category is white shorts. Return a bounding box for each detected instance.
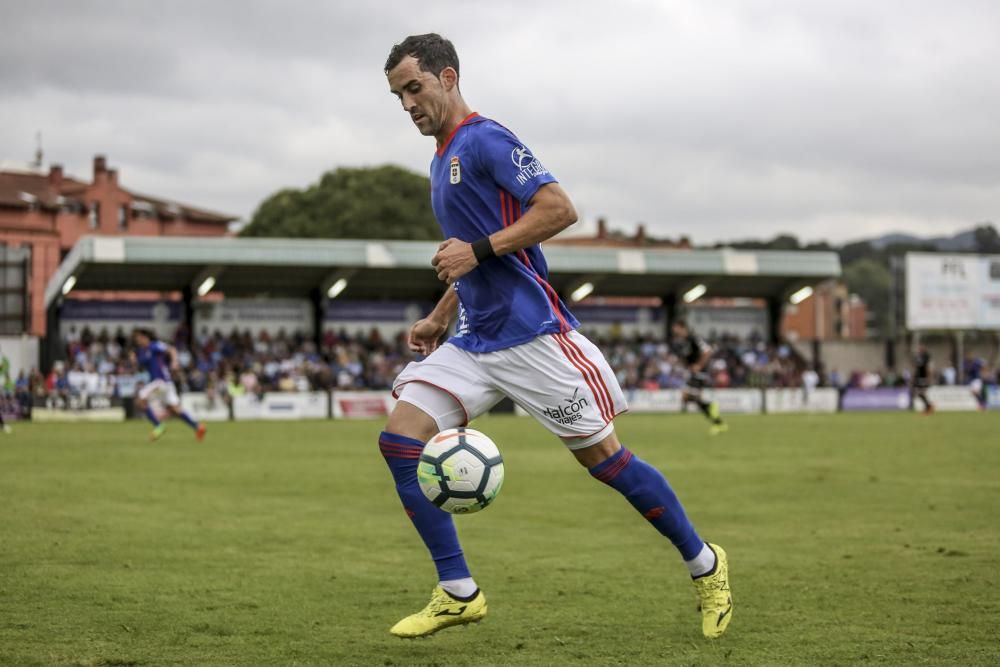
[138,379,181,408]
[392,331,628,449]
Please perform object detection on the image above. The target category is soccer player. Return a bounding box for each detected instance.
[131,329,206,442]
[381,34,732,639]
[912,343,934,414]
[0,350,12,434]
[670,319,727,435]
[965,355,987,411]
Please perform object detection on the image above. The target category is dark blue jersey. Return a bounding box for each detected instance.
[137,341,171,382]
[430,113,579,353]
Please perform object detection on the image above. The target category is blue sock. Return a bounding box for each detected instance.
[145,406,161,427]
[379,431,471,581]
[179,411,199,429]
[590,446,704,560]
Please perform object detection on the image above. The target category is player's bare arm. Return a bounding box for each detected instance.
[407,288,458,355]
[693,349,712,373]
[431,183,577,284]
[167,345,180,372]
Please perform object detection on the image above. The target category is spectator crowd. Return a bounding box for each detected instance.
[1,324,995,420]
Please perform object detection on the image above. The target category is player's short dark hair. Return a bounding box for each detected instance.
[384,33,459,78]
[133,328,155,340]
[673,318,689,330]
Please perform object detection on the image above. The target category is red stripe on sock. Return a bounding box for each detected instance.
[595,449,633,483]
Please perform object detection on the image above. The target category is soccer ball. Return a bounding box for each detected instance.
[417,427,504,514]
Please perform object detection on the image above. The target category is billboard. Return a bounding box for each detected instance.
[232,392,329,420]
[906,253,1000,330]
[764,388,839,414]
[840,388,911,412]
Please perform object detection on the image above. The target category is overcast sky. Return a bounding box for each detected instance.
[2,0,998,244]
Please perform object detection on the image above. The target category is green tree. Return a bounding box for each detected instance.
[973,224,1000,253]
[241,165,440,240]
[843,258,891,336]
[716,233,801,250]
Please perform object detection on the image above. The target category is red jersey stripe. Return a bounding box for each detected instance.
[498,189,572,334]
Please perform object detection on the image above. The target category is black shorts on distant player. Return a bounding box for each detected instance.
[671,319,727,435]
[912,344,935,414]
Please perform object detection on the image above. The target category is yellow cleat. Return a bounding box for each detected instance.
[708,423,728,436]
[693,543,733,638]
[390,586,487,638]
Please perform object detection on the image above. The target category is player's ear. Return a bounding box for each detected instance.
[439,66,458,91]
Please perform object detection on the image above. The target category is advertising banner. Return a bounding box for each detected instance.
[233,392,329,420]
[701,388,764,414]
[60,299,180,340]
[906,253,1000,330]
[764,388,839,413]
[180,392,231,422]
[31,395,126,422]
[926,386,982,412]
[625,389,683,414]
[331,391,396,419]
[987,385,1000,410]
[195,299,314,337]
[841,388,910,412]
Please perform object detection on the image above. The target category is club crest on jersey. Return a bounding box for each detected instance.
[449,156,461,185]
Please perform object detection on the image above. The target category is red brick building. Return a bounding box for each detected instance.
[782,280,867,341]
[548,217,693,249]
[0,155,235,335]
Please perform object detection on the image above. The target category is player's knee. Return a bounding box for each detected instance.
[571,432,622,468]
[384,400,438,445]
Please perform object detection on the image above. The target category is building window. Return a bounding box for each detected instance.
[89,202,100,229]
[118,205,128,230]
[0,243,31,335]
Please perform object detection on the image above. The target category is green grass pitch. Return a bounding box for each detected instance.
[1,412,998,666]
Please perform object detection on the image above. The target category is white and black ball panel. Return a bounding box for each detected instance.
[417,427,505,514]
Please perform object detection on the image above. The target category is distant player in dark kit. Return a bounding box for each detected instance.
[912,344,934,414]
[671,319,727,435]
[131,329,206,442]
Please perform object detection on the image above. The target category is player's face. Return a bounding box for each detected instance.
[671,323,686,339]
[133,332,149,348]
[387,56,450,137]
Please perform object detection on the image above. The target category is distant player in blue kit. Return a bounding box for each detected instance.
[381,34,732,639]
[131,329,206,442]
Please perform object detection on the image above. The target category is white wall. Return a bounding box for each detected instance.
[0,335,40,376]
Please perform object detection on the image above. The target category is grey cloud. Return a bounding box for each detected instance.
[2,0,998,243]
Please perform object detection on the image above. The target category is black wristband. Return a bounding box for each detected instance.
[472,237,496,263]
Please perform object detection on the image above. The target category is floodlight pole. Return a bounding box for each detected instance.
[955,330,964,384]
[42,297,63,374]
[766,297,783,347]
[181,286,194,351]
[310,287,325,353]
[662,292,677,340]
